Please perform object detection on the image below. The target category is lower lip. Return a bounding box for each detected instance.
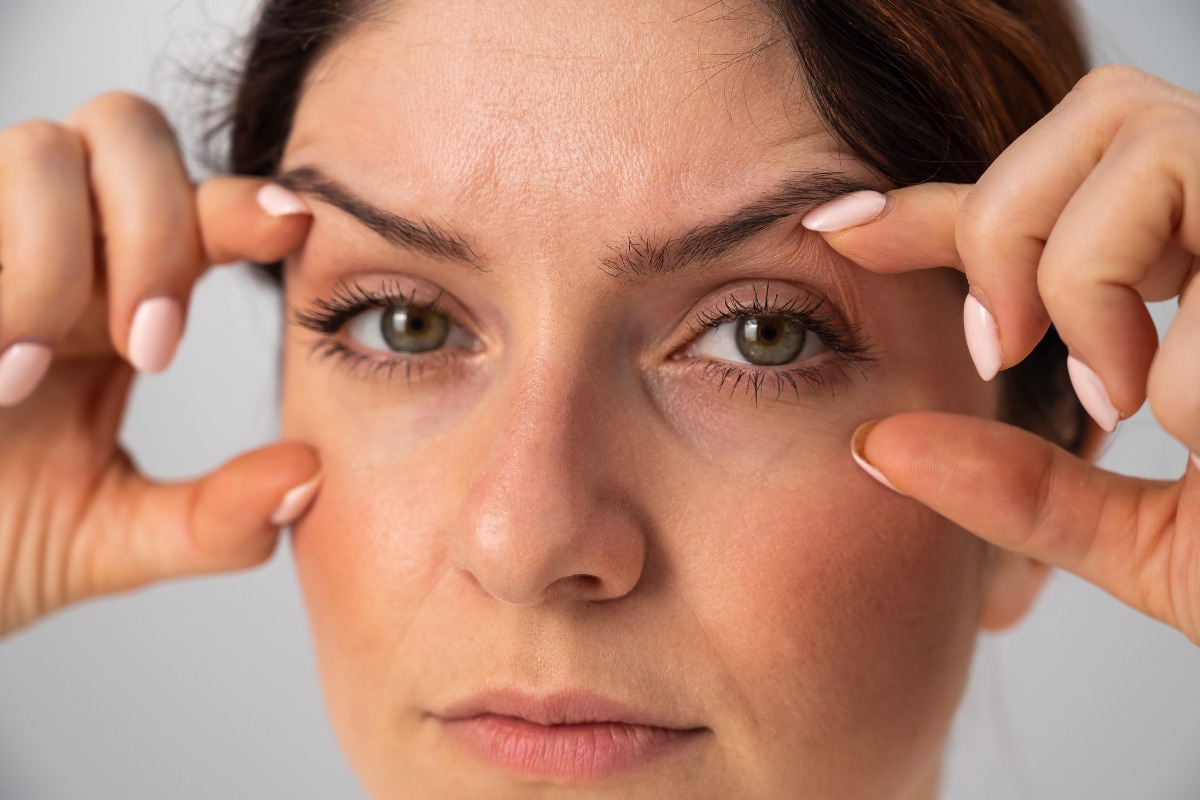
[439,714,703,781]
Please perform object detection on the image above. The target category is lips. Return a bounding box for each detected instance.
[434,690,708,781]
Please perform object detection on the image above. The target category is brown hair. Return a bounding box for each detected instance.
[208,0,1093,453]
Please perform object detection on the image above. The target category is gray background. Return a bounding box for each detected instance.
[0,1,1198,798]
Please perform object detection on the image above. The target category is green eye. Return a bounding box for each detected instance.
[379,305,450,353]
[734,316,807,366]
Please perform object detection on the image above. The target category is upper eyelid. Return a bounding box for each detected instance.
[683,286,870,350]
[291,279,457,334]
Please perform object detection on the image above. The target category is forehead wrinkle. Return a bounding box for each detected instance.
[289,0,845,278]
[319,0,806,184]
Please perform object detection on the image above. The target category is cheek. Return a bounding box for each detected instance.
[289,454,446,739]
[666,453,986,790]
[282,345,470,753]
[683,473,984,711]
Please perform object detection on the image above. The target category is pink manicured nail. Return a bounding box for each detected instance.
[257,183,310,217]
[850,421,905,495]
[1190,452,1200,472]
[801,190,890,232]
[271,473,323,527]
[0,342,53,407]
[1067,355,1120,433]
[128,296,184,374]
[963,293,1002,381]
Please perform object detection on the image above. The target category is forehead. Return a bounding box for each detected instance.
[286,0,844,224]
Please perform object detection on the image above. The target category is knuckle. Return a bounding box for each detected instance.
[1147,364,1198,442]
[6,270,92,327]
[1034,266,1066,310]
[71,91,172,137]
[1034,248,1080,306]
[1121,103,1200,152]
[108,208,198,272]
[1074,64,1151,97]
[1148,396,1193,447]
[0,119,82,170]
[954,191,1006,261]
[1065,65,1177,117]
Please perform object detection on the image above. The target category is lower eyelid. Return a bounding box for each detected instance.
[686,357,859,403]
[308,336,463,385]
[691,360,812,402]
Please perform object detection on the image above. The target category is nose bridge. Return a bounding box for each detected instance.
[449,344,647,606]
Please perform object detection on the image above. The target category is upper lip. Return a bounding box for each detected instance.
[435,689,703,730]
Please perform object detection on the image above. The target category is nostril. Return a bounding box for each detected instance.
[545,573,603,599]
[575,574,602,591]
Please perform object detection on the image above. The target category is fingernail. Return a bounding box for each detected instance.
[1066,355,1120,433]
[963,292,1002,381]
[257,183,310,217]
[128,296,184,374]
[1190,452,1200,472]
[0,342,53,407]
[801,190,890,232]
[850,420,905,495]
[271,473,323,527]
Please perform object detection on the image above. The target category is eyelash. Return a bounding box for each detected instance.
[292,279,876,400]
[292,279,461,384]
[681,284,875,404]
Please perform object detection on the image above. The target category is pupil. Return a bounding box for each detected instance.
[735,315,805,366]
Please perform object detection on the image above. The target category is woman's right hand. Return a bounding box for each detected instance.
[0,92,319,639]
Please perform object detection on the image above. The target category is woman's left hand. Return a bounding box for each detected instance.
[801,65,1200,644]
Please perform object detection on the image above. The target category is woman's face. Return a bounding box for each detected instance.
[278,1,1041,797]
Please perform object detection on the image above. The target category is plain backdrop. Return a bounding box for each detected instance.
[0,1,1198,798]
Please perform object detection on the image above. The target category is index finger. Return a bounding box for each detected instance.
[197,177,312,266]
[801,182,1044,382]
[801,183,968,274]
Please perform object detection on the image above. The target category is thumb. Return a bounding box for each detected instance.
[802,184,969,273]
[81,442,322,600]
[851,412,1190,633]
[197,176,312,267]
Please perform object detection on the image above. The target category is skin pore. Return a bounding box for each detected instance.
[274,1,1047,797]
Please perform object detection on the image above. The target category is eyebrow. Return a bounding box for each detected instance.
[276,165,869,278]
[276,166,485,269]
[601,171,870,278]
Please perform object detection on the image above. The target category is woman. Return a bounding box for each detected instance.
[0,0,1198,797]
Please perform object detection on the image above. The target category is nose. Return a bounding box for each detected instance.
[449,365,648,606]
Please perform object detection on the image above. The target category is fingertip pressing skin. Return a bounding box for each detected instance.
[197,178,313,266]
[127,296,184,374]
[0,342,53,406]
[271,472,324,527]
[801,190,891,232]
[1066,354,1120,433]
[850,420,905,495]
[257,183,311,218]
